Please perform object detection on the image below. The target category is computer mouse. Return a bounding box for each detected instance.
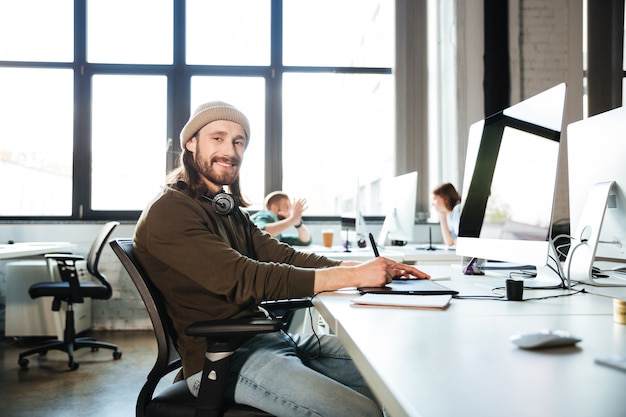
[510,329,581,349]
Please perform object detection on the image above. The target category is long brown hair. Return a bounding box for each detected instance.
[166,147,250,207]
[433,183,460,211]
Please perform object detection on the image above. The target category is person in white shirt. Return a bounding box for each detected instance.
[432,182,461,247]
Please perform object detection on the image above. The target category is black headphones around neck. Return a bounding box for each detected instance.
[175,181,238,216]
[202,191,237,216]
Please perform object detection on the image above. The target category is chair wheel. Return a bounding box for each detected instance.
[69,361,79,371]
[18,358,29,368]
[113,350,122,360]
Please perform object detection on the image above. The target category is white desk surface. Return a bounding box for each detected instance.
[0,242,75,260]
[313,264,626,417]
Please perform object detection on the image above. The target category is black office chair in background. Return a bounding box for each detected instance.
[110,238,312,417]
[18,221,123,371]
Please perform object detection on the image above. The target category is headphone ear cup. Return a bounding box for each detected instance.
[212,192,237,215]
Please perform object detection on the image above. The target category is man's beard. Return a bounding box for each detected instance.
[194,149,241,187]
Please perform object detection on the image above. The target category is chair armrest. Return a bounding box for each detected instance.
[185,318,282,353]
[261,298,313,324]
[186,319,283,415]
[185,318,282,338]
[43,253,86,303]
[45,253,85,262]
[261,298,312,314]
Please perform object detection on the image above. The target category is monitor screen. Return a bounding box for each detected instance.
[565,106,626,286]
[377,171,418,246]
[456,83,566,285]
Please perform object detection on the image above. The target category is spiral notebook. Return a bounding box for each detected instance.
[351,293,452,309]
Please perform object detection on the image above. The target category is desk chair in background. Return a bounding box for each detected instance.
[18,221,123,371]
[110,238,311,417]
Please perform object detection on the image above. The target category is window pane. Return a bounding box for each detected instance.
[0,0,73,62]
[186,0,270,65]
[190,76,266,208]
[91,75,167,210]
[0,68,73,216]
[87,0,173,64]
[282,73,394,215]
[283,0,394,67]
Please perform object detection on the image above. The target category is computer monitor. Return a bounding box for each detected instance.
[456,83,567,287]
[565,106,626,286]
[340,180,369,250]
[377,171,418,246]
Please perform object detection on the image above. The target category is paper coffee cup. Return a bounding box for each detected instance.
[322,230,334,248]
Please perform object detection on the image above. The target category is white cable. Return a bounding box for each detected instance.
[565,238,588,290]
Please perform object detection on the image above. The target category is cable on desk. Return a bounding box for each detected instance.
[453,287,587,301]
[521,287,587,301]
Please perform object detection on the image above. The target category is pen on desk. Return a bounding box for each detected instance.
[368,233,380,257]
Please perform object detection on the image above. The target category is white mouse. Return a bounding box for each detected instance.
[510,329,581,349]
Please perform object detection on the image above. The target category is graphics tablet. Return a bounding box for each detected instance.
[357,279,459,296]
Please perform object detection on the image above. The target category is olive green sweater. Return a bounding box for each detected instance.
[133,187,340,377]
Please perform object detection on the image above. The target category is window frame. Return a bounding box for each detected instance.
[0,0,393,221]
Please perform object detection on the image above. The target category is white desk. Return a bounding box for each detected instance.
[0,241,75,259]
[313,264,626,417]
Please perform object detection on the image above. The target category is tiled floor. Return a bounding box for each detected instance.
[0,330,163,417]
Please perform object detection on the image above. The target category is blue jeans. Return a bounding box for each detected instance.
[188,331,383,417]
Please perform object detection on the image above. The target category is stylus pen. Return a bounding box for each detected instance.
[369,233,380,257]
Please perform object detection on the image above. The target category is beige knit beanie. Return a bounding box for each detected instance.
[180,101,251,149]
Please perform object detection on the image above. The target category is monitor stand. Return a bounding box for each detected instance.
[565,181,626,287]
[520,240,566,289]
[481,244,565,289]
[521,264,564,289]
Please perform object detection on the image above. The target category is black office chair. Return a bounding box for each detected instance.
[18,221,123,371]
[110,238,312,417]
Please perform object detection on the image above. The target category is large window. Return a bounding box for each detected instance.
[0,0,394,220]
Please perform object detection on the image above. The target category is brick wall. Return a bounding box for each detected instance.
[510,0,578,226]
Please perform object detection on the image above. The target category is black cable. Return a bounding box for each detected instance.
[281,290,334,361]
[522,287,586,301]
[454,287,586,301]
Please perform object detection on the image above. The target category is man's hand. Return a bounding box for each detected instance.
[314,257,430,293]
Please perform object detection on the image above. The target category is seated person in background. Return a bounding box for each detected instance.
[432,182,462,247]
[134,101,430,417]
[251,191,312,246]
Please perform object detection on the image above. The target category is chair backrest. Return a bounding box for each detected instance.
[86,221,120,280]
[109,238,183,413]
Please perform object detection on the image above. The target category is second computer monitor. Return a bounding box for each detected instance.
[377,171,418,246]
[566,106,626,286]
[456,83,566,285]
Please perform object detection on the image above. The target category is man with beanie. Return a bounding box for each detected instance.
[133,101,429,417]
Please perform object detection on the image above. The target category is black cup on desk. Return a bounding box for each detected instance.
[506,279,524,301]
